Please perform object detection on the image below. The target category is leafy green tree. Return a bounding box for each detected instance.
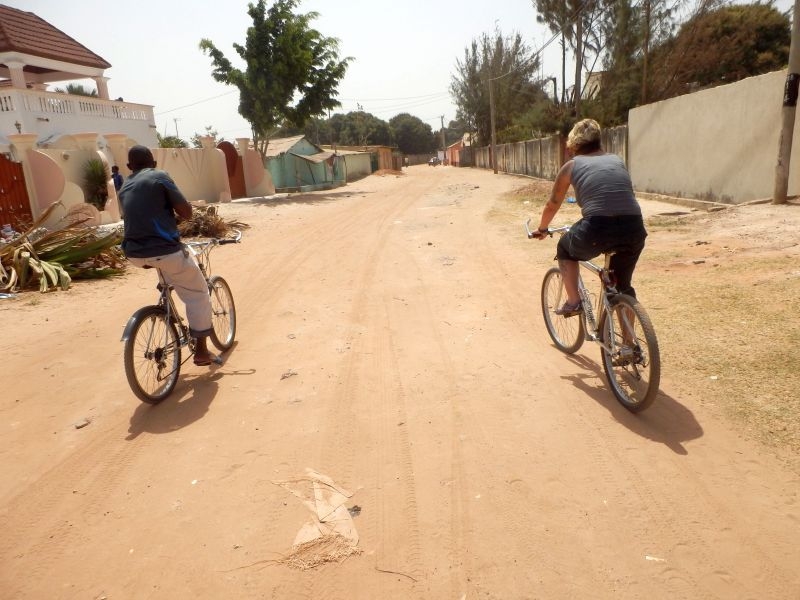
[450,28,544,146]
[157,133,188,148]
[389,113,436,154]
[327,111,393,146]
[649,2,790,100]
[199,0,351,156]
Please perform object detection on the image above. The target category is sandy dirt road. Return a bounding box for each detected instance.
[1,165,798,599]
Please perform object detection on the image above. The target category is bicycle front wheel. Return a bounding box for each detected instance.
[208,275,236,351]
[123,307,182,404]
[541,267,585,354]
[599,294,661,412]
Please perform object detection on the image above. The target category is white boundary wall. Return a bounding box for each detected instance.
[629,70,798,203]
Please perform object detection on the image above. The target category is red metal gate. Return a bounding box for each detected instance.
[217,141,246,199]
[0,155,32,227]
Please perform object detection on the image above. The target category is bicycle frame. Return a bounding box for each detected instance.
[526,219,627,356]
[120,229,242,358]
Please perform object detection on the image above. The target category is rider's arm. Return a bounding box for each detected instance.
[157,172,193,222]
[536,160,574,233]
[173,201,192,222]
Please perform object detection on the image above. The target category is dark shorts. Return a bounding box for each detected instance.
[556,215,647,297]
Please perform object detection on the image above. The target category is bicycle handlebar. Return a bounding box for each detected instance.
[185,229,242,249]
[218,229,242,245]
[524,219,570,239]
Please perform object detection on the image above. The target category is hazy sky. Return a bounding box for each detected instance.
[8,0,563,140]
[8,0,795,142]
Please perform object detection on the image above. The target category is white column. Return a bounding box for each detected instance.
[5,61,27,89]
[93,76,110,100]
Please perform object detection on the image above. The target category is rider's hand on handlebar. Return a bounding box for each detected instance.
[531,228,548,240]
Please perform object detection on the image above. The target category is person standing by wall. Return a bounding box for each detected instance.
[111,165,124,192]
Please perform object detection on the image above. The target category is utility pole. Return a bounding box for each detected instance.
[440,115,446,163]
[173,117,181,139]
[489,78,497,174]
[773,0,800,204]
[642,0,651,104]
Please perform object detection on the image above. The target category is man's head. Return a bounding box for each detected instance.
[111,165,119,174]
[127,145,156,171]
[566,118,602,155]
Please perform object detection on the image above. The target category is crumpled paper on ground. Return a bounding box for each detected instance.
[272,468,361,568]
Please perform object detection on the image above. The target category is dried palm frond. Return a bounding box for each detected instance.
[178,205,250,239]
[0,201,125,292]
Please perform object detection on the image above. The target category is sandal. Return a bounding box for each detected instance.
[194,354,222,366]
[554,299,582,317]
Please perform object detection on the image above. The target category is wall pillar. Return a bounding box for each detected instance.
[72,132,100,152]
[104,133,130,175]
[8,134,43,220]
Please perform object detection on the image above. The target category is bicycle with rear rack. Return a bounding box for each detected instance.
[526,220,660,412]
[121,230,242,404]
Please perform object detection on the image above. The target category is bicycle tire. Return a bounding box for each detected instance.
[541,267,585,354]
[599,294,661,412]
[123,306,182,404]
[208,275,236,351]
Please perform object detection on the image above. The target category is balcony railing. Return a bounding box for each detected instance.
[0,87,157,146]
[0,88,153,121]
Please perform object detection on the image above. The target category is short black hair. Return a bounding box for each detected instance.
[127,145,155,170]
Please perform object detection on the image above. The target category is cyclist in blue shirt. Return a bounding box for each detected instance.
[119,145,218,366]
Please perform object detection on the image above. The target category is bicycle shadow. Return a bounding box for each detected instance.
[126,376,219,440]
[561,352,704,455]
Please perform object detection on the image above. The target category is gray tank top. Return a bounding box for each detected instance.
[571,154,641,217]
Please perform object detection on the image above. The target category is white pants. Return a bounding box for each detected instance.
[128,249,213,337]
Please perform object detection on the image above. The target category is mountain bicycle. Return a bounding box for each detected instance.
[121,230,241,404]
[526,220,660,412]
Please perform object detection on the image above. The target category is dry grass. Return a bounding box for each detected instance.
[502,182,800,472]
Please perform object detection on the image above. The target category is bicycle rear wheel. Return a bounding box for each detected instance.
[599,294,661,412]
[208,275,236,351]
[541,267,585,354]
[123,307,182,404]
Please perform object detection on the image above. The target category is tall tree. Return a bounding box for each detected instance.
[199,0,351,157]
[450,29,543,146]
[389,113,436,154]
[533,0,604,115]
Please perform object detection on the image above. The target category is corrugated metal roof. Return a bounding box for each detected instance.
[264,135,306,158]
[0,5,111,70]
[291,150,335,164]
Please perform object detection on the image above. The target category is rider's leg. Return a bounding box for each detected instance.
[145,250,216,364]
[558,259,581,306]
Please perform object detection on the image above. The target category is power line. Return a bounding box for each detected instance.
[155,90,238,116]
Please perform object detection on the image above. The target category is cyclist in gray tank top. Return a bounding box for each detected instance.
[571,154,641,217]
[530,119,648,316]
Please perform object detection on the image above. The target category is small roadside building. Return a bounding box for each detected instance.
[446,133,475,167]
[265,135,345,192]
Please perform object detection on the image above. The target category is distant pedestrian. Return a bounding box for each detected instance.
[111,165,124,191]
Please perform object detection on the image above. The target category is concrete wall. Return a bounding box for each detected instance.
[629,70,797,203]
[474,134,564,179]
[342,153,371,181]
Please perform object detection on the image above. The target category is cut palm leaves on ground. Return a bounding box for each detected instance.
[0,202,125,292]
